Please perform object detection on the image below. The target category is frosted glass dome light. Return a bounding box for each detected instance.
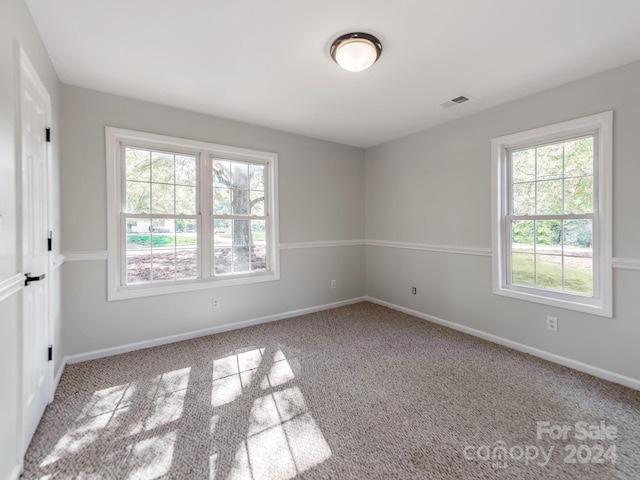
[330,33,382,72]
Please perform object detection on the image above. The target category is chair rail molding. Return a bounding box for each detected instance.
[0,274,24,303]
[280,240,365,250]
[60,248,640,269]
[613,257,640,271]
[366,239,492,257]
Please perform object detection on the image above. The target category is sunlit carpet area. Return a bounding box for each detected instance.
[22,302,640,479]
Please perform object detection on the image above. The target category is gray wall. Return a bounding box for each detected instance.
[61,85,366,356]
[0,0,61,477]
[365,60,640,381]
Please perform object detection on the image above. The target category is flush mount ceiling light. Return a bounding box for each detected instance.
[330,32,382,72]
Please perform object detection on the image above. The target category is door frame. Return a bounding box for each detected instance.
[17,46,54,456]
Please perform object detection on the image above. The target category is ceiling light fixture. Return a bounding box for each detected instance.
[330,32,382,72]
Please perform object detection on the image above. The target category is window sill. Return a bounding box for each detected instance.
[108,271,280,301]
[494,285,612,318]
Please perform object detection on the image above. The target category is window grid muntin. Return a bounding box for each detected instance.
[506,134,597,297]
[122,215,200,284]
[507,217,594,297]
[124,147,198,216]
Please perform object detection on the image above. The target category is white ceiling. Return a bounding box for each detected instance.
[25,0,640,148]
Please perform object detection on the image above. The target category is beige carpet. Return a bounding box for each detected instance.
[22,302,640,479]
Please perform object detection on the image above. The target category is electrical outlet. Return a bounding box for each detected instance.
[411,287,417,295]
[212,298,220,309]
[331,280,336,289]
[546,316,558,332]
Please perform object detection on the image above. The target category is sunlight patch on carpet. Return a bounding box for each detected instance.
[39,366,191,471]
[209,348,331,479]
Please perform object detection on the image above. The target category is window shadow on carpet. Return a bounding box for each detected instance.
[24,344,332,479]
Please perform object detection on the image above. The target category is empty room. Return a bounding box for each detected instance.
[2,0,640,478]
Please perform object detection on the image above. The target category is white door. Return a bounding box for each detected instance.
[20,50,51,455]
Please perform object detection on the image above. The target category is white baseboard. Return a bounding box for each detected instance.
[66,297,367,364]
[9,463,22,480]
[366,296,640,392]
[53,360,65,392]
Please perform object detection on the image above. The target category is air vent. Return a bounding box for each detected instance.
[441,94,472,109]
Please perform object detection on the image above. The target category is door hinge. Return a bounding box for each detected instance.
[45,128,51,142]
[48,231,52,252]
[48,345,53,362]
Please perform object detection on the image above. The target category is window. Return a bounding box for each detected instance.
[491,112,612,317]
[106,128,279,300]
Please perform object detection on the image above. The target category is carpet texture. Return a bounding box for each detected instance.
[21,302,640,479]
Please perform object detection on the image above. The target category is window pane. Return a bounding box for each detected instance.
[214,219,232,246]
[564,219,593,295]
[251,246,267,271]
[232,189,250,215]
[250,191,264,216]
[127,251,151,284]
[563,257,593,296]
[125,218,199,283]
[512,148,535,183]
[564,177,593,214]
[213,160,231,187]
[564,137,593,177]
[512,253,534,286]
[151,152,174,184]
[214,248,232,275]
[153,251,176,281]
[213,188,231,215]
[512,182,535,215]
[126,220,148,247]
[535,255,563,291]
[151,219,175,236]
[176,247,198,280]
[563,219,592,256]
[175,155,196,186]
[151,183,175,214]
[233,246,251,273]
[175,185,196,215]
[511,220,533,253]
[176,218,197,235]
[232,162,249,188]
[124,218,200,284]
[252,220,266,245]
[536,143,563,180]
[536,220,562,255]
[126,218,151,283]
[126,148,150,181]
[233,219,251,246]
[249,164,265,190]
[536,180,562,214]
[126,181,150,214]
[212,220,267,276]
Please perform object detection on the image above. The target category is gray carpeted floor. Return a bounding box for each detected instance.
[22,302,640,479]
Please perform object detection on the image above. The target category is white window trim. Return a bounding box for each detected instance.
[491,111,612,317]
[106,127,279,301]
